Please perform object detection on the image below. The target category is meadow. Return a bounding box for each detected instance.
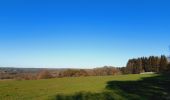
[1,74,169,100]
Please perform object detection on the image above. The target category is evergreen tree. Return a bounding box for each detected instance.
[125,55,168,74]
[159,55,168,72]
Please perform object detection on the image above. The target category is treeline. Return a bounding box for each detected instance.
[121,55,170,74]
[1,55,169,80]
[0,66,120,80]
[27,66,120,80]
[54,66,120,78]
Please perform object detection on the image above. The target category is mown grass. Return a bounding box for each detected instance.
[0,74,156,100]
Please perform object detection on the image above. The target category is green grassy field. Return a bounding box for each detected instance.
[0,74,158,100]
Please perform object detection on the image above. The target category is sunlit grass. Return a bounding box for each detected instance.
[0,74,156,100]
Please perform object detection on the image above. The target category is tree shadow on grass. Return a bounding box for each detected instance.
[106,74,170,100]
[54,74,170,100]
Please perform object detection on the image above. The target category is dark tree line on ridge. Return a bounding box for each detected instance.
[121,55,170,74]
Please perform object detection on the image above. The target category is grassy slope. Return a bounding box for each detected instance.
[0,74,156,100]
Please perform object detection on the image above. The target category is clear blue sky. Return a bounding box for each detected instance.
[0,0,170,68]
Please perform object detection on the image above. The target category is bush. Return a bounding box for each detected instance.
[37,70,53,79]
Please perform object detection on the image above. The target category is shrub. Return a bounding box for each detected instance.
[37,70,53,79]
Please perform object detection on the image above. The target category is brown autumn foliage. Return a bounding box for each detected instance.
[0,66,121,80]
[54,66,120,78]
[58,69,89,77]
[37,70,53,79]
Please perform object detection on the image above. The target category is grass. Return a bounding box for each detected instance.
[0,74,158,100]
[106,73,170,100]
